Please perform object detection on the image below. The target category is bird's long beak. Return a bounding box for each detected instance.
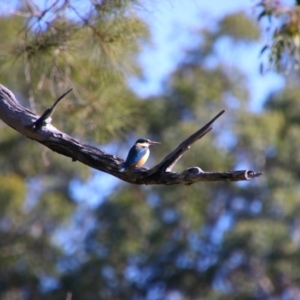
[148,140,160,145]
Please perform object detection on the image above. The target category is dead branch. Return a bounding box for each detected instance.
[0,84,262,185]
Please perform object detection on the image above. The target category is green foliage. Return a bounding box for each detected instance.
[257,0,300,72]
[0,1,148,299]
[0,175,25,216]
[218,12,260,42]
[0,0,148,141]
[2,2,300,300]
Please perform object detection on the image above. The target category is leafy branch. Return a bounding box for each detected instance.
[257,0,300,72]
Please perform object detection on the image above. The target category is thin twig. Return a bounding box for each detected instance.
[147,110,225,174]
[32,88,73,130]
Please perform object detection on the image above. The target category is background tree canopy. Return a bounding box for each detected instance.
[1,0,300,299]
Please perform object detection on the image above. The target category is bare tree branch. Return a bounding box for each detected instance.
[0,84,262,185]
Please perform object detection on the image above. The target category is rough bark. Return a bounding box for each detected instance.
[0,84,262,185]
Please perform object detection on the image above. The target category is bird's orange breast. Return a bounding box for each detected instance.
[135,150,150,166]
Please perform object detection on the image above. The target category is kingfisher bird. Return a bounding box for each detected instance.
[120,138,160,172]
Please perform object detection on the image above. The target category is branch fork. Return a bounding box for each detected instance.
[0,84,262,185]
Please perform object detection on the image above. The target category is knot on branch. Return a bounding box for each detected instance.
[180,167,204,185]
[186,167,204,174]
[244,170,263,180]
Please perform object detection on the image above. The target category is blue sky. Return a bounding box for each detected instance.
[135,0,248,95]
[133,0,286,111]
[0,0,286,110]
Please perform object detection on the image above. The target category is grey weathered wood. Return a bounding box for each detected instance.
[0,84,262,185]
